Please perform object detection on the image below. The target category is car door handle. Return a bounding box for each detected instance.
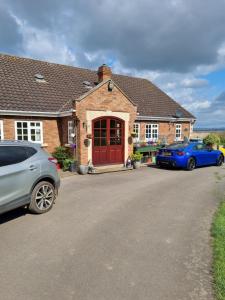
[29,165,38,171]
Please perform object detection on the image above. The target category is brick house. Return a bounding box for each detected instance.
[0,54,195,166]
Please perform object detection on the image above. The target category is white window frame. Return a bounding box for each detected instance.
[68,120,75,144]
[175,124,182,141]
[145,124,159,142]
[133,123,140,143]
[0,120,4,140]
[15,121,43,144]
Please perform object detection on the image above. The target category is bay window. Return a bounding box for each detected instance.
[15,121,43,143]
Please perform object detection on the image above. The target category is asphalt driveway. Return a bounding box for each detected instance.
[1,166,225,300]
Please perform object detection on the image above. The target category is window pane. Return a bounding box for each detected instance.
[110,120,116,128]
[110,129,116,137]
[23,122,28,128]
[101,129,107,137]
[94,130,100,138]
[101,120,107,128]
[94,121,100,129]
[101,138,107,146]
[94,138,100,146]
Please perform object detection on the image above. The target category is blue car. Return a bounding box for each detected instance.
[156,142,224,171]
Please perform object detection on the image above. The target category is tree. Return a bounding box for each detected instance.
[203,133,220,146]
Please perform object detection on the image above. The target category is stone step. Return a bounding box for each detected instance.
[89,165,133,174]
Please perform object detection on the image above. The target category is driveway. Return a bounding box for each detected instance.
[0,166,225,300]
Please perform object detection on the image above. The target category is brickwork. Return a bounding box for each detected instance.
[137,121,191,144]
[75,81,137,165]
[0,116,61,153]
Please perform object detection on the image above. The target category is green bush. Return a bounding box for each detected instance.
[203,133,220,146]
[131,153,143,161]
[219,132,225,146]
[52,146,71,167]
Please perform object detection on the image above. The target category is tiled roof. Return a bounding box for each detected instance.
[0,54,195,118]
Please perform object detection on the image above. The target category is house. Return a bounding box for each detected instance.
[0,54,195,166]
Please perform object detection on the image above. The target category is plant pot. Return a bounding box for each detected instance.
[78,165,88,175]
[133,161,141,169]
[69,161,78,172]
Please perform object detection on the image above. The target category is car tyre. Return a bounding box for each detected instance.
[216,155,224,167]
[186,157,196,171]
[29,181,56,214]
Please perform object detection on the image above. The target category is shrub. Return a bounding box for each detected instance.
[131,153,143,161]
[52,146,71,167]
[203,133,220,146]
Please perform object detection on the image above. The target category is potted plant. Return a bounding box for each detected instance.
[131,153,143,169]
[52,146,71,168]
[63,159,78,172]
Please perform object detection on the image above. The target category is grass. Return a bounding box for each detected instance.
[212,199,225,300]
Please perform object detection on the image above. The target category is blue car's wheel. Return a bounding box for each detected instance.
[216,155,224,166]
[186,157,196,171]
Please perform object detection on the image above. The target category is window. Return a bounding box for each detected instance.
[15,121,43,143]
[68,121,75,144]
[175,124,182,141]
[145,124,158,142]
[0,146,36,167]
[133,123,140,143]
[0,120,3,140]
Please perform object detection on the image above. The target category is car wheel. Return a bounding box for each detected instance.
[186,157,196,171]
[216,155,224,167]
[29,181,56,214]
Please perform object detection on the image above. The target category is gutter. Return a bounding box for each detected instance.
[0,109,75,118]
[136,115,196,123]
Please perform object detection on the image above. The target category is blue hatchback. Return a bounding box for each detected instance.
[156,142,224,171]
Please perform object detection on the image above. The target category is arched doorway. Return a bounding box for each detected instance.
[92,117,125,165]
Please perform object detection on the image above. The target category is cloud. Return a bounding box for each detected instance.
[180,78,209,89]
[1,0,225,73]
[0,0,225,127]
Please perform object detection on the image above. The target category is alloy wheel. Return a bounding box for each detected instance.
[35,185,54,210]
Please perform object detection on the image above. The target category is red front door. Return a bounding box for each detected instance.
[92,117,124,166]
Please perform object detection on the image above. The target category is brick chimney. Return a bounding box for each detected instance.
[97,64,112,83]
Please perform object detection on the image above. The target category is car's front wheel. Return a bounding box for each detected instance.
[29,181,56,214]
[186,157,196,171]
[216,155,224,167]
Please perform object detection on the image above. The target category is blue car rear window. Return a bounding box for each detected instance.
[164,143,189,150]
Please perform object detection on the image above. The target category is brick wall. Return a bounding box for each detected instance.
[137,121,191,144]
[75,81,137,165]
[0,116,61,153]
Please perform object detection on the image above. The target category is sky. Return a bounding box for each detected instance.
[0,0,225,128]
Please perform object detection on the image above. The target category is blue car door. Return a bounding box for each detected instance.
[192,144,208,166]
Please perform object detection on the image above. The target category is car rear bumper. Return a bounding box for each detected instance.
[156,155,187,168]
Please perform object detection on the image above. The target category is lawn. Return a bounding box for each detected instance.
[212,199,225,300]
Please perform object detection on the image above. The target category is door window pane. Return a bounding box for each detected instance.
[94,138,100,146]
[101,119,107,128]
[94,121,100,129]
[101,138,107,146]
[110,120,116,128]
[94,130,100,138]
